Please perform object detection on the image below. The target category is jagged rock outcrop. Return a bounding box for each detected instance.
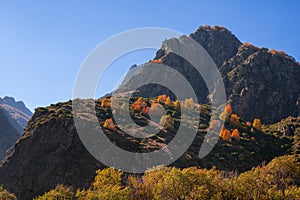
[0,108,19,160]
[219,45,300,123]
[0,97,32,160]
[125,26,299,123]
[122,25,242,103]
[0,96,32,134]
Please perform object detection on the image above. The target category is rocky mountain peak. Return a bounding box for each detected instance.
[189,25,242,67]
[0,96,32,134]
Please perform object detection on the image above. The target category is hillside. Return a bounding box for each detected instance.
[0,97,298,199]
[0,25,299,199]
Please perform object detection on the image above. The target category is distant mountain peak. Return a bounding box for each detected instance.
[0,96,32,134]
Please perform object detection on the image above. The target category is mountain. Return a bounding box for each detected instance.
[0,108,20,160]
[0,98,298,199]
[122,25,300,124]
[0,26,299,199]
[0,96,32,134]
[0,97,32,160]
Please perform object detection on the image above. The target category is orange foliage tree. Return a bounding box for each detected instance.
[141,107,149,115]
[157,95,167,104]
[230,114,240,126]
[246,121,252,127]
[231,129,240,141]
[268,49,286,55]
[101,97,111,108]
[219,128,231,141]
[103,118,115,130]
[149,58,163,64]
[132,97,148,112]
[253,118,262,130]
[165,96,171,106]
[224,104,232,115]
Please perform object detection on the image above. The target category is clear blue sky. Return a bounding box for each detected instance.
[0,1,299,111]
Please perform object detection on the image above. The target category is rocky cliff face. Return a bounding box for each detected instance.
[220,45,300,123]
[0,96,32,134]
[0,97,32,160]
[125,25,299,124]
[0,108,19,160]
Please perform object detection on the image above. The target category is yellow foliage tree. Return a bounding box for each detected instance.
[159,114,174,129]
[253,118,262,130]
[173,100,180,111]
[186,98,195,110]
[103,118,115,130]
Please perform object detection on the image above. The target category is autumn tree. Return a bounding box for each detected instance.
[234,167,270,200]
[186,98,195,110]
[159,114,174,129]
[253,118,262,130]
[34,185,74,200]
[132,97,148,112]
[157,95,167,104]
[230,114,240,127]
[149,58,163,64]
[0,186,17,200]
[231,129,240,141]
[76,168,131,200]
[219,128,231,141]
[219,104,232,120]
[101,97,111,108]
[173,100,180,111]
[103,118,115,130]
[224,104,232,115]
[165,96,171,106]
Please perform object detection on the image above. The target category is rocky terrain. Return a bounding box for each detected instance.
[0,96,32,134]
[124,25,300,124]
[0,26,299,199]
[0,108,20,160]
[0,97,32,160]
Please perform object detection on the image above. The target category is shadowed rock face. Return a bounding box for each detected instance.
[0,108,19,160]
[221,45,300,123]
[0,103,105,199]
[124,25,299,123]
[0,96,32,134]
[122,25,242,104]
[0,97,32,160]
